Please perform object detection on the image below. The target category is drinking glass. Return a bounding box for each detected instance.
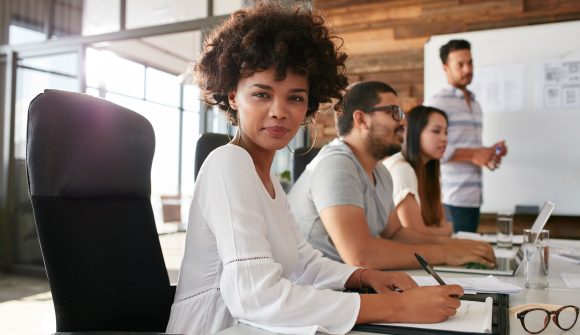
[496,212,513,248]
[524,229,550,289]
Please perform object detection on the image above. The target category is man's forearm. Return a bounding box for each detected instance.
[346,237,449,270]
[448,147,477,163]
[389,226,449,244]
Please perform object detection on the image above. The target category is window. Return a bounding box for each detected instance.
[85,48,203,229]
[126,0,207,29]
[82,0,121,35]
[9,25,45,45]
[146,67,181,107]
[214,0,244,16]
[14,53,79,159]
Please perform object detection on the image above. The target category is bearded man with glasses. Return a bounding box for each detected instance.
[288,81,497,271]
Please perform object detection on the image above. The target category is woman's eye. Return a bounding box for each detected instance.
[289,95,305,103]
[253,92,269,98]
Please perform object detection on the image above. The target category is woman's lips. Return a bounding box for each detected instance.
[264,126,289,137]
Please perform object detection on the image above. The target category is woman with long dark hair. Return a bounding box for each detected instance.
[384,105,454,236]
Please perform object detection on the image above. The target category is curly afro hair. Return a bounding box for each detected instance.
[195,1,348,125]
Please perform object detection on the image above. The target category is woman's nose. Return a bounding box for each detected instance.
[270,99,289,119]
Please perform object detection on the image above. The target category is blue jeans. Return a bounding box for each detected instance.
[444,204,480,233]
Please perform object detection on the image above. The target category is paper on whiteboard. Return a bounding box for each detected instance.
[540,60,580,109]
[470,63,525,113]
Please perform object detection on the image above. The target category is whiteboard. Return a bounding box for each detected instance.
[424,20,580,215]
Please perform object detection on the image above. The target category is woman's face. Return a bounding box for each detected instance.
[420,112,448,162]
[229,68,309,153]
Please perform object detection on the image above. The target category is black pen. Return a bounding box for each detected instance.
[415,253,447,285]
[414,253,460,298]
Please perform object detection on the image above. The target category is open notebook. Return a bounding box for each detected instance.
[372,297,494,333]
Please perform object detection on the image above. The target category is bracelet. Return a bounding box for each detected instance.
[356,268,369,290]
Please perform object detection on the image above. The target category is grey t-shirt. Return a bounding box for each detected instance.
[287,139,395,262]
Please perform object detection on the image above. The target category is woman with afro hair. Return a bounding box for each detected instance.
[167,3,463,334]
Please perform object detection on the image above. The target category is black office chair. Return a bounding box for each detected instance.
[292,146,321,182]
[194,132,230,180]
[26,89,177,334]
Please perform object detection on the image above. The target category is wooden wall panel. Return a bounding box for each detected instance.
[340,28,427,55]
[313,0,580,148]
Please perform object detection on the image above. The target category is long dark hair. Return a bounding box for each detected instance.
[403,105,448,227]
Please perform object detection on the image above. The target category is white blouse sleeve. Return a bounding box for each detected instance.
[385,159,420,207]
[198,148,359,335]
[283,200,358,290]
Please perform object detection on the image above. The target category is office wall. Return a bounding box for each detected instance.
[312,0,580,146]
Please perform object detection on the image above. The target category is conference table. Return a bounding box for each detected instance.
[216,238,580,335]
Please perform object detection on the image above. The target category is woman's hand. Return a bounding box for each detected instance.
[388,285,464,323]
[357,285,464,324]
[362,269,417,293]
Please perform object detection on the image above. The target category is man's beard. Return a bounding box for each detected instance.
[367,125,401,160]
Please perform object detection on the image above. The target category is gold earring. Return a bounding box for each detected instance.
[287,118,318,156]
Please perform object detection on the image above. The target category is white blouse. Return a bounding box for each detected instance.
[382,152,420,207]
[166,144,360,335]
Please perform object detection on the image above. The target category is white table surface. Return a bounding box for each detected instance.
[216,238,580,335]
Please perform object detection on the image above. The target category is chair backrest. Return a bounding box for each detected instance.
[26,89,174,332]
[194,132,230,180]
[292,146,321,182]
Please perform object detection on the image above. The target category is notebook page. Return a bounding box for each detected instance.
[372,297,493,333]
[413,275,522,294]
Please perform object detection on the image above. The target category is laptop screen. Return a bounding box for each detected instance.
[529,201,555,232]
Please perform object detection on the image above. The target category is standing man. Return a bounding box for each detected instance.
[288,81,496,270]
[425,39,508,233]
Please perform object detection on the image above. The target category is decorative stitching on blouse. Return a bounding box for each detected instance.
[177,287,220,302]
[224,256,272,266]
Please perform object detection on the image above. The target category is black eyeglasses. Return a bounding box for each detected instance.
[514,304,579,334]
[363,105,405,122]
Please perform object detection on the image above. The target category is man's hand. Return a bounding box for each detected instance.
[487,140,508,170]
[471,147,495,168]
[444,239,496,267]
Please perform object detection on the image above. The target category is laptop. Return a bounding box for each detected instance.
[434,201,555,276]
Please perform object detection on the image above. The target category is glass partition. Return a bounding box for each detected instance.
[214,0,244,15]
[82,0,121,35]
[85,45,203,232]
[11,50,82,269]
[8,25,45,45]
[126,0,207,29]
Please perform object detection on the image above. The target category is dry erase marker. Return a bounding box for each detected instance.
[414,253,460,298]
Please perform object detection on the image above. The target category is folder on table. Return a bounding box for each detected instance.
[353,293,509,335]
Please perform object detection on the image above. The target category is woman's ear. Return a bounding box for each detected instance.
[228,90,237,110]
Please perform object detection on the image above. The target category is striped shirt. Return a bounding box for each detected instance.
[424,84,483,207]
